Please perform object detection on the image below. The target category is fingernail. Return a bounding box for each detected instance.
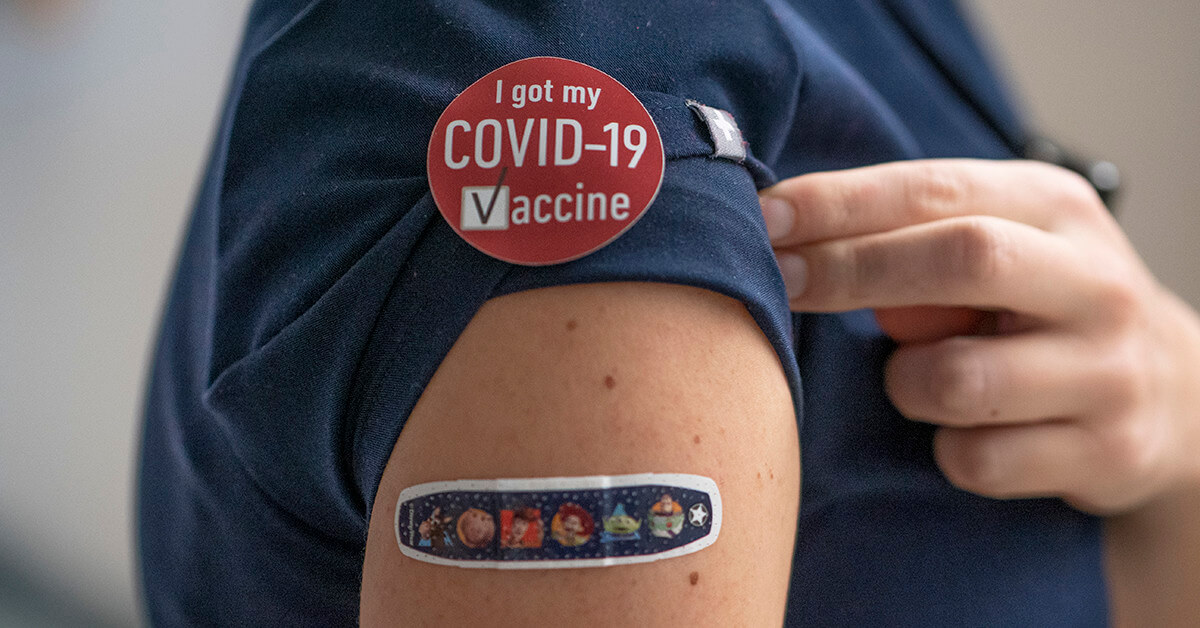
[776,253,808,299]
[760,196,794,242]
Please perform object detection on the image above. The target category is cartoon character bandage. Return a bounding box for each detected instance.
[395,473,720,568]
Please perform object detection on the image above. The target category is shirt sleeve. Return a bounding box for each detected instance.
[198,0,806,534]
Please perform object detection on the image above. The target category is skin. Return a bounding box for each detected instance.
[360,283,800,626]
[760,159,1200,627]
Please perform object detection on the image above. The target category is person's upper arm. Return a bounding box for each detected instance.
[360,281,799,625]
[302,0,806,619]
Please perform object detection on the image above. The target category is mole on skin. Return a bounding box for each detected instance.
[689,571,700,585]
[565,319,578,331]
[604,375,616,389]
[693,435,701,445]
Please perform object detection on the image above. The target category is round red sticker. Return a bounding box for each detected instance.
[427,57,665,266]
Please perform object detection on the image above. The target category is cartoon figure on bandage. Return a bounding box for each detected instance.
[601,503,642,542]
[551,502,594,547]
[501,508,544,548]
[648,493,685,539]
[417,507,453,549]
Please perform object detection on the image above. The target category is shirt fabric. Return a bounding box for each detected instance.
[138,1,1107,625]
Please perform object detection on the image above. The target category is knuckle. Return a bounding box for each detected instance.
[1095,418,1162,483]
[903,163,971,219]
[944,218,1016,288]
[1097,338,1153,411]
[1092,270,1143,326]
[1052,166,1109,222]
[843,171,886,209]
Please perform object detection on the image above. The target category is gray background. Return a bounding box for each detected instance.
[0,1,1196,624]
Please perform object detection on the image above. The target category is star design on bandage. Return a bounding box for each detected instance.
[688,503,709,527]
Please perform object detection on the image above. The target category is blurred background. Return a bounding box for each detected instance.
[0,1,1196,625]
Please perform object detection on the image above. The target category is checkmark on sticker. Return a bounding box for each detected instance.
[471,166,508,225]
[460,168,510,231]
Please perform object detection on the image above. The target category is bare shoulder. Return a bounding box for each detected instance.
[360,282,800,625]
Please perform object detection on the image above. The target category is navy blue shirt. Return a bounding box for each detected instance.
[139,1,1107,625]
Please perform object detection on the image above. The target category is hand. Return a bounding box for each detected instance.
[760,159,1200,515]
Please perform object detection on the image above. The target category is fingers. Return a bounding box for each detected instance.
[781,215,1090,318]
[762,160,1122,320]
[887,315,1171,514]
[933,419,1166,514]
[885,332,1126,426]
[759,159,1097,247]
[757,159,1195,515]
[933,422,1093,502]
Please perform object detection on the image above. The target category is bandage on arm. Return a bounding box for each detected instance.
[360,282,800,625]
